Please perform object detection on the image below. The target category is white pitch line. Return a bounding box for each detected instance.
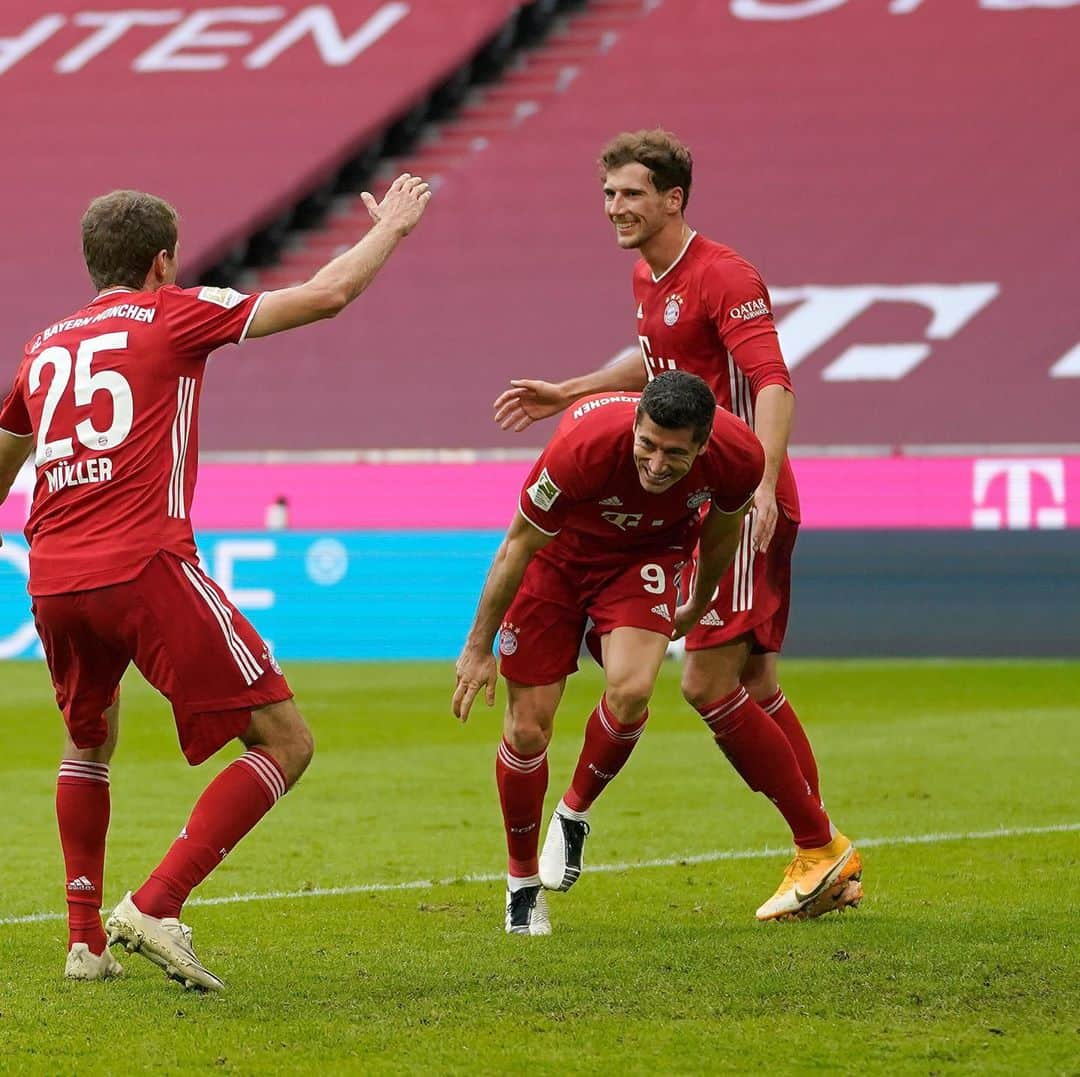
[2,821,1076,928]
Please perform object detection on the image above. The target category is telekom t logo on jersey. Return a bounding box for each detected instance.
[971,459,1067,530]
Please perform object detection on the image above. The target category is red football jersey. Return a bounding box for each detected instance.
[632,233,800,521]
[0,285,262,595]
[518,393,764,568]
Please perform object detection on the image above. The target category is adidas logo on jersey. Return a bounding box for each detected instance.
[67,876,95,892]
[599,496,623,506]
[699,610,724,627]
[651,603,672,621]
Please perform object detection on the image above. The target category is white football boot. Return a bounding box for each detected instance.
[64,943,124,981]
[504,883,552,936]
[539,806,590,892]
[106,891,224,992]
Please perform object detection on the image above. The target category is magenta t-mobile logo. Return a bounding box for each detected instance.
[971,460,1067,530]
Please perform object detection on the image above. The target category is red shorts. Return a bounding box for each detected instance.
[498,549,687,686]
[32,552,292,765]
[684,507,798,654]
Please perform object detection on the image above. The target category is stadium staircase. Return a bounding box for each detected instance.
[237,0,661,293]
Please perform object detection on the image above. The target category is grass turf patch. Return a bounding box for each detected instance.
[0,659,1077,1074]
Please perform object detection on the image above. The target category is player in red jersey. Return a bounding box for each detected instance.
[454,372,815,934]
[493,130,862,923]
[0,175,431,987]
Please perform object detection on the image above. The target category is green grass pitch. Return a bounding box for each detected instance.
[1,658,1077,1075]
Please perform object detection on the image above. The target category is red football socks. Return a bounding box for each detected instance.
[697,687,832,849]
[57,761,111,955]
[563,696,648,814]
[760,687,822,805]
[133,748,287,920]
[497,738,549,877]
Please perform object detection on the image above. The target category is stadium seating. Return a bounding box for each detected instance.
[3,0,1076,453]
[0,0,524,360]
[229,0,1079,451]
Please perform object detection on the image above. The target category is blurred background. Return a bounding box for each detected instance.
[1,0,1077,661]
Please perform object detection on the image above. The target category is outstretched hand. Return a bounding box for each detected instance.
[492,380,567,432]
[452,647,497,722]
[361,173,432,237]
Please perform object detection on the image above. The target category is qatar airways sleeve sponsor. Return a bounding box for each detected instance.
[728,297,770,322]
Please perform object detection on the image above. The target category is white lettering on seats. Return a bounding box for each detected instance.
[134,7,285,72]
[0,16,64,75]
[772,283,999,380]
[56,11,182,74]
[731,0,847,19]
[245,3,409,68]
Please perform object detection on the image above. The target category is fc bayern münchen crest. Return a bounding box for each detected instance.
[498,626,519,656]
[663,297,681,326]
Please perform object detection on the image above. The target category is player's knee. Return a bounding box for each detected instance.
[681,668,737,712]
[277,716,314,788]
[604,678,653,724]
[505,718,551,755]
[740,671,777,702]
[289,717,315,781]
[247,700,314,787]
[504,705,552,755]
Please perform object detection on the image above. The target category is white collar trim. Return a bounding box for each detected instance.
[651,230,697,283]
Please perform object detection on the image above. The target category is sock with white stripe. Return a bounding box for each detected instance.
[697,687,832,849]
[563,695,647,814]
[57,760,111,955]
[496,738,549,878]
[759,687,822,806]
[133,748,287,920]
[507,872,541,893]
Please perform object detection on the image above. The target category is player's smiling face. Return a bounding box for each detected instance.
[603,163,680,250]
[632,414,704,493]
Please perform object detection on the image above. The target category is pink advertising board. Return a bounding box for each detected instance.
[3,456,1078,533]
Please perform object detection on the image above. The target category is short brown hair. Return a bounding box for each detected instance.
[81,190,178,290]
[599,129,693,211]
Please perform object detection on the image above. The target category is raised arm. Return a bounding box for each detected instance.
[452,511,553,722]
[246,173,432,339]
[672,498,753,639]
[493,346,648,432]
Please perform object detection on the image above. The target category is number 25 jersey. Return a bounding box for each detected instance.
[0,285,263,595]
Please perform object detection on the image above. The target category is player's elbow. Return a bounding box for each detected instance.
[306,283,351,321]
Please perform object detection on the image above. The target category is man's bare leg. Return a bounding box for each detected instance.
[540,627,670,893]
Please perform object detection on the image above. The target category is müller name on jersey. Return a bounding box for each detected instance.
[44,456,114,494]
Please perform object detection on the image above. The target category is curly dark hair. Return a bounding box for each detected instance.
[599,129,693,211]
